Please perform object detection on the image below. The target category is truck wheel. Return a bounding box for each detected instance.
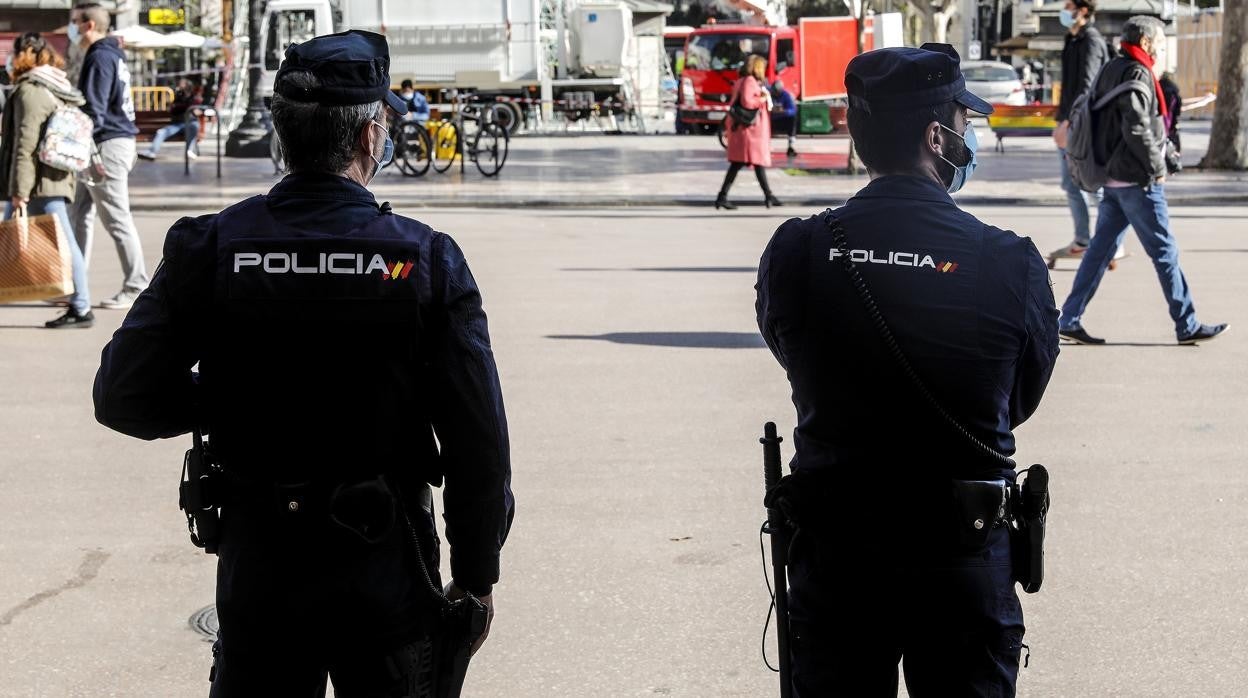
[488,102,523,136]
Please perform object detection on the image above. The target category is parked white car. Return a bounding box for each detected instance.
[962,60,1027,106]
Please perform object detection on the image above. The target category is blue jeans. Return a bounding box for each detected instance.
[1058,148,1094,245]
[148,119,200,155]
[4,197,89,313]
[1060,184,1199,337]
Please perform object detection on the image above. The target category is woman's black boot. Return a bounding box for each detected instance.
[715,192,737,210]
[764,194,783,208]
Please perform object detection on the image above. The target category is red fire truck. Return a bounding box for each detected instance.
[677,18,872,130]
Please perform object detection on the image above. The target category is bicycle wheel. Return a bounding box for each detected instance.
[432,121,459,173]
[472,123,509,177]
[398,123,432,177]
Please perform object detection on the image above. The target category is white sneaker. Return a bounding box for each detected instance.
[1113,246,1127,260]
[99,289,142,310]
[186,149,199,160]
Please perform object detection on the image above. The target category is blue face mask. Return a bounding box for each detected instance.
[68,20,81,44]
[1059,8,1076,28]
[369,120,393,179]
[938,122,978,194]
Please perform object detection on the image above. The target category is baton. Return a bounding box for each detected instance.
[761,422,792,698]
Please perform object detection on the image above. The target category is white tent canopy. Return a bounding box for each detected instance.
[111,26,210,50]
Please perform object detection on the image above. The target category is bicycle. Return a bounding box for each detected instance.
[430,92,509,177]
[391,118,432,177]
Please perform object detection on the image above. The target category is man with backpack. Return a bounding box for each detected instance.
[1057,16,1226,346]
[1050,0,1114,267]
[68,1,148,310]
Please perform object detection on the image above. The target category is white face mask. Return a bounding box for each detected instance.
[68,19,81,44]
[1152,49,1167,78]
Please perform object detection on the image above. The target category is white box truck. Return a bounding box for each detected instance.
[257,0,667,133]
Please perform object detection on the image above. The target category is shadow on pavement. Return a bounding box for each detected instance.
[562,266,756,273]
[1059,341,1182,347]
[547,331,766,349]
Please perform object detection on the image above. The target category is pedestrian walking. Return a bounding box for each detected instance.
[68,2,148,310]
[0,32,93,328]
[715,54,780,209]
[1160,71,1182,154]
[758,43,1058,697]
[137,78,202,161]
[93,31,514,695]
[1051,0,1119,267]
[1058,16,1227,346]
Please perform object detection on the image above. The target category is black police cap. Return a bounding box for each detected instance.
[274,30,407,115]
[846,43,993,115]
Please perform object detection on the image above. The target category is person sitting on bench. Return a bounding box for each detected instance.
[138,78,202,161]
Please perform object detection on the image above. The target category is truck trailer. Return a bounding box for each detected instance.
[257,0,674,133]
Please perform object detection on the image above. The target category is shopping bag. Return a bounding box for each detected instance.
[0,211,73,303]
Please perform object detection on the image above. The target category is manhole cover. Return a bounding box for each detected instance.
[189,605,218,641]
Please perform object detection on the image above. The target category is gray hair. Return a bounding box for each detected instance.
[1121,15,1165,49]
[270,70,381,174]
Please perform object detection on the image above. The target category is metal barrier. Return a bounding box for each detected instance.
[184,106,222,179]
[131,86,175,113]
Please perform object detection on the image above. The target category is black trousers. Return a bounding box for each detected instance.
[207,498,441,697]
[788,526,1025,697]
[209,644,434,698]
[719,161,771,197]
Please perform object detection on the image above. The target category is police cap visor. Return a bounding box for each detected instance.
[846,43,994,115]
[274,29,407,115]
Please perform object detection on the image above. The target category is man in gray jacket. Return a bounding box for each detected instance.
[68,2,148,310]
[1058,16,1226,346]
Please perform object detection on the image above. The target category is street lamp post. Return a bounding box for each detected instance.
[225,0,270,157]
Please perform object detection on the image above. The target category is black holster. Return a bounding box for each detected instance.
[391,480,490,698]
[179,429,222,554]
[1010,465,1050,594]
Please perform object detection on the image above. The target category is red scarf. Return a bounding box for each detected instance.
[1121,42,1169,123]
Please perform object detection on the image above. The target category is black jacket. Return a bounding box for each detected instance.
[1057,25,1109,122]
[757,176,1059,484]
[94,174,514,597]
[1094,54,1166,186]
[78,37,139,142]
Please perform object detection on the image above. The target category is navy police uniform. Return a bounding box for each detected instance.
[93,32,514,696]
[756,46,1059,697]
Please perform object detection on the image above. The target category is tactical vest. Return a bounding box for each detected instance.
[200,196,440,486]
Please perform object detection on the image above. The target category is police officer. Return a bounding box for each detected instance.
[756,45,1058,696]
[93,31,514,695]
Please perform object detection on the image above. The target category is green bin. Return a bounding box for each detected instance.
[798,101,832,135]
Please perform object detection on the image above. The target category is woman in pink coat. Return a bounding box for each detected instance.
[716,54,781,209]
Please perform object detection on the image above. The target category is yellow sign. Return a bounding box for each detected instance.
[148,7,186,26]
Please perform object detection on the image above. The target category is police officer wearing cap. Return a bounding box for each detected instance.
[93,31,514,695]
[757,44,1058,696]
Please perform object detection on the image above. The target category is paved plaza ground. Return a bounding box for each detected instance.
[122,120,1247,211]
[1,197,1246,696]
